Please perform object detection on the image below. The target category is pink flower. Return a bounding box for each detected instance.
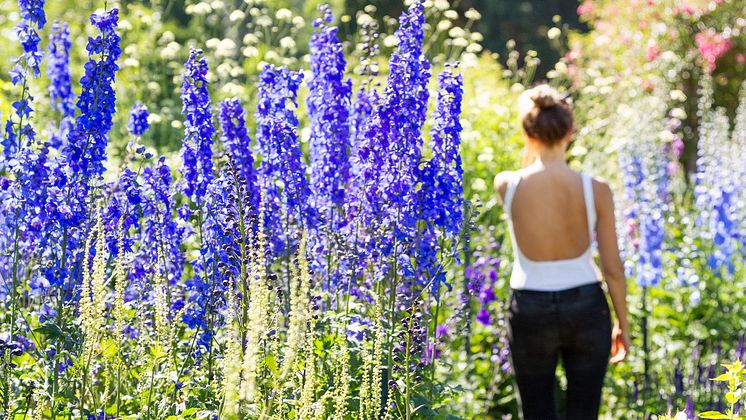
[567,63,581,87]
[672,137,685,159]
[626,219,639,242]
[566,48,582,62]
[667,161,680,177]
[577,0,594,18]
[674,5,697,16]
[646,43,661,61]
[737,53,746,65]
[695,29,733,73]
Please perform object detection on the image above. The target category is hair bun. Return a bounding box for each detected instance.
[529,85,560,109]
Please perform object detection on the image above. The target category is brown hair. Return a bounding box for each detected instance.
[519,84,573,146]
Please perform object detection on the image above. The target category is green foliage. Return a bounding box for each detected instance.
[459,55,524,222]
[699,360,745,419]
[663,360,746,420]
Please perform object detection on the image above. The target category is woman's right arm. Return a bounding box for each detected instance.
[493,171,513,205]
[594,179,631,361]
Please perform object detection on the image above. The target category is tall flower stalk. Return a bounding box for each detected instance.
[615,92,671,397]
[47,21,75,149]
[47,21,74,116]
[65,9,122,181]
[255,65,311,258]
[178,48,222,367]
[307,5,352,293]
[0,0,47,413]
[308,6,351,215]
[1,0,45,161]
[379,0,430,241]
[180,48,214,203]
[218,97,259,211]
[695,75,739,274]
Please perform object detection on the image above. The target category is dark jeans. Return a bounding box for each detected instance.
[507,282,611,420]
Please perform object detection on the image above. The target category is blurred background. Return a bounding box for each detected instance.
[1,0,742,177]
[0,0,587,157]
[0,1,744,416]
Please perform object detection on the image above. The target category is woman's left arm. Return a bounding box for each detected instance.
[594,179,631,362]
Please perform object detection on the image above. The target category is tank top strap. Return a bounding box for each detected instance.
[581,173,596,240]
[503,172,522,216]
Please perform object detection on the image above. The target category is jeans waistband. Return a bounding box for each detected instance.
[511,282,602,302]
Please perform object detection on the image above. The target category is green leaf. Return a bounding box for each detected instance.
[149,343,167,360]
[100,337,118,359]
[698,411,730,419]
[265,354,278,375]
[726,391,739,404]
[711,373,731,382]
[410,395,438,416]
[34,323,63,340]
[182,407,200,417]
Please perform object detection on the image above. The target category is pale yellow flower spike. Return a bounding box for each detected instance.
[153,265,169,348]
[358,299,384,420]
[90,214,107,336]
[113,216,127,345]
[241,191,270,403]
[281,230,311,383]
[358,343,371,419]
[31,386,48,420]
[79,213,107,402]
[81,215,106,360]
[333,336,351,420]
[297,329,317,419]
[221,274,241,418]
[79,220,95,343]
[370,299,384,417]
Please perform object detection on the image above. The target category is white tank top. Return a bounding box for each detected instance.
[503,172,602,291]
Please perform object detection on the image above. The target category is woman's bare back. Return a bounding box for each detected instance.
[496,166,593,261]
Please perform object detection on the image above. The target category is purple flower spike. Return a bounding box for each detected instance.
[219,97,259,211]
[255,64,312,257]
[47,21,75,118]
[308,5,352,215]
[180,48,215,203]
[127,103,150,136]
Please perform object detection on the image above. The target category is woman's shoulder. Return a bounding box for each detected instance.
[588,175,612,194]
[588,175,614,213]
[577,172,611,194]
[493,170,518,203]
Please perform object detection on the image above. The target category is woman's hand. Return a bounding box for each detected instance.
[610,323,630,364]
